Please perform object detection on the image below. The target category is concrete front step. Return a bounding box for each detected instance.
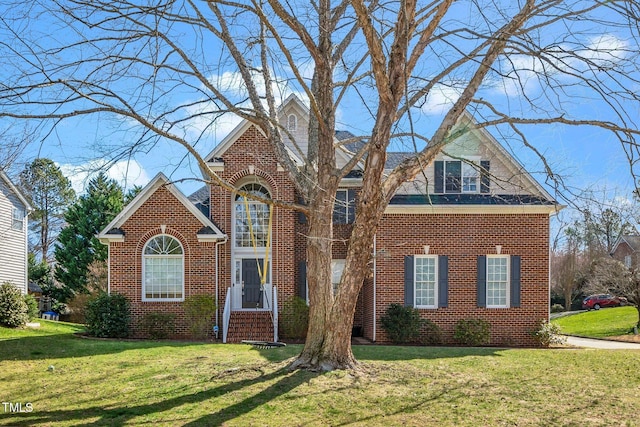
[226,311,275,343]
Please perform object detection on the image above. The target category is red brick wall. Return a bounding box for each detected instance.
[108,123,552,346]
[210,125,298,330]
[108,185,217,338]
[372,212,550,347]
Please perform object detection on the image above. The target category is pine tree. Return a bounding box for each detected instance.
[54,173,124,302]
[19,158,76,261]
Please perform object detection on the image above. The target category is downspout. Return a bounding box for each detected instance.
[373,233,377,342]
[215,237,228,340]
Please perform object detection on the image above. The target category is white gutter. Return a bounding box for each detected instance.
[373,234,377,342]
[215,237,228,339]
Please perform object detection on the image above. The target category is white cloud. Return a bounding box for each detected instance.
[58,159,150,195]
[420,84,463,115]
[581,34,629,69]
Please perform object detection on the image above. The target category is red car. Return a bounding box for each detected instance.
[581,294,621,310]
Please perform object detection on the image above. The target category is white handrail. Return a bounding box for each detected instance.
[222,288,231,343]
[273,286,278,342]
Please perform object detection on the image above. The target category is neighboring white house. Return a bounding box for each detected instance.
[0,170,31,294]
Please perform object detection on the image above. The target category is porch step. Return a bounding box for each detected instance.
[226,311,274,343]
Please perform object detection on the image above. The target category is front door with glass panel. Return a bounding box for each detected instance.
[242,258,263,308]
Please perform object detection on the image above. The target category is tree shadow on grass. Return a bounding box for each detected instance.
[353,344,504,361]
[9,366,318,427]
[0,333,221,361]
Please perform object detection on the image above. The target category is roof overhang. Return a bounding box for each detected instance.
[385,204,563,216]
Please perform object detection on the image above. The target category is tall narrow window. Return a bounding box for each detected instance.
[486,255,509,308]
[414,256,438,308]
[235,183,270,248]
[12,207,24,231]
[287,114,297,131]
[143,235,184,301]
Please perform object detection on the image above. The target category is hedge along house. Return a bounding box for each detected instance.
[99,95,560,346]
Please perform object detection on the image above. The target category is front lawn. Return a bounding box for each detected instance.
[1,321,640,426]
[552,306,639,338]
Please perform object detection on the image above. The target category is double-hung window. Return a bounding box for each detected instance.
[12,207,24,231]
[486,255,509,308]
[435,158,490,194]
[444,160,479,193]
[333,189,356,224]
[404,255,448,309]
[477,255,521,309]
[414,256,438,308]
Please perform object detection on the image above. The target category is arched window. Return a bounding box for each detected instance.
[234,183,270,248]
[142,235,184,301]
[287,114,297,131]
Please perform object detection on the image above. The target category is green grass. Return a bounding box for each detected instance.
[552,306,639,338]
[1,321,640,426]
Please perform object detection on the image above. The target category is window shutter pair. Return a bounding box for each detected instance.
[476,255,521,308]
[433,160,490,193]
[404,255,449,308]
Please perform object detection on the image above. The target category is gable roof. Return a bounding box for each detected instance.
[97,173,226,242]
[611,235,640,255]
[0,170,32,211]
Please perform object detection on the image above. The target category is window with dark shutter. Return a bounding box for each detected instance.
[480,160,490,193]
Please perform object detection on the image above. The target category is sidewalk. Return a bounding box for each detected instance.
[564,335,640,349]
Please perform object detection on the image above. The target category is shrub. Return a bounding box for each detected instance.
[23,294,39,320]
[453,318,491,346]
[279,296,309,339]
[85,293,131,338]
[0,282,29,327]
[140,312,177,340]
[550,304,564,313]
[419,319,443,345]
[66,293,93,324]
[380,303,424,344]
[183,294,216,339]
[531,319,566,347]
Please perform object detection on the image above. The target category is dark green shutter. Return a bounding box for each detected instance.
[404,256,414,307]
[434,161,444,193]
[477,256,487,308]
[480,160,491,193]
[438,255,448,308]
[510,255,521,308]
[298,261,307,301]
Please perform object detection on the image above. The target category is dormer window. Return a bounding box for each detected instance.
[287,114,297,131]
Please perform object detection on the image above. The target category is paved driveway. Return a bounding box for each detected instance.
[564,335,640,349]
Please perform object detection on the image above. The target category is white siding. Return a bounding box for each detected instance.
[0,179,28,294]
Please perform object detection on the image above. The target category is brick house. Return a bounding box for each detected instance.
[99,95,560,346]
[610,235,640,269]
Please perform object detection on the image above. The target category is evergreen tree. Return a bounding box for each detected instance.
[19,158,76,261]
[54,173,124,302]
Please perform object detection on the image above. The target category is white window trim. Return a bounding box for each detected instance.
[287,114,297,131]
[142,235,185,302]
[443,156,481,194]
[414,255,438,309]
[12,207,24,231]
[334,189,354,224]
[331,259,346,296]
[486,254,510,308]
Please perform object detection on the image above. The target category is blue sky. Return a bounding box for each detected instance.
[3,1,638,210]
